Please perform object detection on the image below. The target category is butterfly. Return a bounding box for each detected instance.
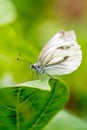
[30,30,82,76]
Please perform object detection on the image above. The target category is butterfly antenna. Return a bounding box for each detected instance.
[17,53,32,65]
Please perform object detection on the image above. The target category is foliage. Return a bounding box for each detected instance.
[0,78,69,130]
[0,0,87,129]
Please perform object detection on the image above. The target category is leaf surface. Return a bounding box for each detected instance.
[0,78,69,130]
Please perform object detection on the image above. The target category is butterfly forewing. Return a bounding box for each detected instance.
[37,30,82,75]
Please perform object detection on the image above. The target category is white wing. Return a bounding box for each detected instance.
[37,30,82,75]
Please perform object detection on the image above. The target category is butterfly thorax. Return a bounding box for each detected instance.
[30,63,45,74]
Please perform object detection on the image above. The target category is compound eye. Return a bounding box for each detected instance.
[30,64,34,69]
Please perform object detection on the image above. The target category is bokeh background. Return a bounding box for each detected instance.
[0,0,87,121]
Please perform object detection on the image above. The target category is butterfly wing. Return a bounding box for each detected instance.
[37,30,82,75]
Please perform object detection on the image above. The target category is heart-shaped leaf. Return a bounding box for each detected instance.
[0,78,69,130]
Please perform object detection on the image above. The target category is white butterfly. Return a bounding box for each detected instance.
[30,30,82,76]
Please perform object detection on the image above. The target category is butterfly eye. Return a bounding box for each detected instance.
[30,64,34,69]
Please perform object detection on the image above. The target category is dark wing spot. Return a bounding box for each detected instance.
[65,46,70,49]
[57,46,65,49]
[57,46,70,50]
[59,30,65,36]
[63,56,69,61]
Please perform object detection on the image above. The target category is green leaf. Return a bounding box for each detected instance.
[0,78,51,91]
[0,78,69,130]
[43,110,87,130]
[0,0,17,25]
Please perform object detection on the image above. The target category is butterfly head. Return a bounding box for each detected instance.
[30,63,45,74]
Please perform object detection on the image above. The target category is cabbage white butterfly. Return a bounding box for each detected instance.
[30,30,82,76]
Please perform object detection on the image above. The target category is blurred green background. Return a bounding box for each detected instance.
[0,0,87,121]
